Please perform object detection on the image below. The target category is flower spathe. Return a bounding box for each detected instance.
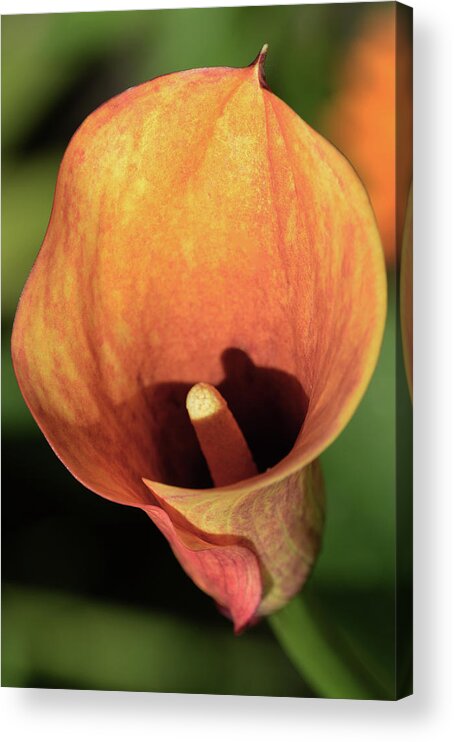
[12,49,386,631]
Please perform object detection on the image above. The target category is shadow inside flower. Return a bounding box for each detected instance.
[149,348,309,489]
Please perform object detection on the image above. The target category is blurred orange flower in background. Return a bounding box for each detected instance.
[321,7,412,266]
[400,184,413,399]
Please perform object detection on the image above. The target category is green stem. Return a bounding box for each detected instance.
[268,593,390,699]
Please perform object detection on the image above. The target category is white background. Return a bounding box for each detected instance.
[1,0,453,740]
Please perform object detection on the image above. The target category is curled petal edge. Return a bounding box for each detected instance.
[143,459,324,623]
[143,504,262,632]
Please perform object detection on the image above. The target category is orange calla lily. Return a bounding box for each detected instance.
[12,49,386,631]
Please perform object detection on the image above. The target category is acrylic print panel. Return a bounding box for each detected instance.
[2,2,413,699]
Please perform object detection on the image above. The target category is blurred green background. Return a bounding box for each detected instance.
[1,3,411,698]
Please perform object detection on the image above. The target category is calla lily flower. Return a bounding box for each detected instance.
[12,49,386,631]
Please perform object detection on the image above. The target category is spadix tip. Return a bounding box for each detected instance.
[186,382,224,421]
